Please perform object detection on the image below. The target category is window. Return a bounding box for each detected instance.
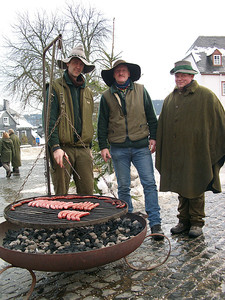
[222,82,225,96]
[21,130,27,137]
[213,55,222,66]
[3,117,9,125]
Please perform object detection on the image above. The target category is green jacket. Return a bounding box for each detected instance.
[0,138,14,163]
[98,81,157,150]
[45,70,94,149]
[9,133,21,167]
[156,80,225,198]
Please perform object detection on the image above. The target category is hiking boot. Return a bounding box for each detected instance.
[188,226,203,238]
[13,167,20,175]
[151,224,164,240]
[170,223,190,234]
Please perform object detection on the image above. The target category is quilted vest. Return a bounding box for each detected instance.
[104,83,149,143]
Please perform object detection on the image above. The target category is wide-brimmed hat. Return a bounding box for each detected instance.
[170,60,198,75]
[101,59,141,86]
[57,45,95,73]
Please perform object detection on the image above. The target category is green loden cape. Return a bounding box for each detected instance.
[156,80,225,198]
[9,132,21,168]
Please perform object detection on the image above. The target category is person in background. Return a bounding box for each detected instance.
[156,60,225,238]
[8,129,21,175]
[0,132,15,178]
[44,45,95,195]
[98,59,164,240]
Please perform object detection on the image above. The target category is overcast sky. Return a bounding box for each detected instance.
[1,0,225,111]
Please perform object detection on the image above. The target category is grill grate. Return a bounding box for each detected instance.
[4,195,128,228]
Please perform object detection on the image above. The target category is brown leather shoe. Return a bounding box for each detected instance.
[171,223,190,234]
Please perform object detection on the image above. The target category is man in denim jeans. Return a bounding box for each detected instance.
[97,59,163,240]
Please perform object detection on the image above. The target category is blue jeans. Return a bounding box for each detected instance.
[110,146,161,227]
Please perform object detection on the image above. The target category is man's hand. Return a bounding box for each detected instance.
[149,139,156,154]
[101,148,111,162]
[53,149,67,168]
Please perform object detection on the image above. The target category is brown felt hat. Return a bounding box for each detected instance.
[57,45,95,73]
[101,59,141,86]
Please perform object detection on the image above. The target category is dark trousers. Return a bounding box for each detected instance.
[177,194,205,227]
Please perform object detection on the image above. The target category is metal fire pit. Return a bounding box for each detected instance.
[4,195,128,229]
[0,213,147,272]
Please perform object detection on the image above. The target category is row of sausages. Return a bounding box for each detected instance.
[57,210,90,221]
[27,199,100,211]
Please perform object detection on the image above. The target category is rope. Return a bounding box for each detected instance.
[0,265,36,299]
[124,233,171,271]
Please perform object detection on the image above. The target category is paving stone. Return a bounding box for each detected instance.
[63,293,81,300]
[90,282,109,289]
[115,291,134,299]
[65,281,83,291]
[131,285,143,292]
[102,288,117,297]
[103,273,122,282]
[83,297,101,300]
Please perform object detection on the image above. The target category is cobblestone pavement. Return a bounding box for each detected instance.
[0,165,224,300]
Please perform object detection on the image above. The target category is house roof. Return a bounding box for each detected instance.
[0,100,33,129]
[186,36,225,74]
[187,36,225,52]
[0,104,19,117]
[0,110,17,123]
[14,115,33,129]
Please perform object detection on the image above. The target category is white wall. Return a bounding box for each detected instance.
[200,74,225,108]
[185,54,225,108]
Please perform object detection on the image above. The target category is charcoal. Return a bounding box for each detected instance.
[3,216,143,254]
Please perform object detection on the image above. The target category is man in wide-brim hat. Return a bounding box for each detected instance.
[170,60,198,75]
[44,45,95,196]
[156,60,225,238]
[101,59,141,87]
[57,45,95,73]
[97,59,164,240]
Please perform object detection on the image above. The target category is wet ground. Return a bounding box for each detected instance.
[0,146,47,225]
[0,147,224,299]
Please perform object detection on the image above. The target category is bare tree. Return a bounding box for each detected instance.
[0,10,66,110]
[0,3,117,109]
[64,3,111,64]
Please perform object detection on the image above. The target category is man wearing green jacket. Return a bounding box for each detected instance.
[156,60,225,238]
[98,60,163,240]
[44,45,95,195]
[0,132,14,177]
[9,129,21,175]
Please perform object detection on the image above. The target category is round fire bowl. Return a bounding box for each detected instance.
[0,213,147,272]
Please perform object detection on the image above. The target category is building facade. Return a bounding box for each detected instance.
[0,99,34,144]
[184,36,225,108]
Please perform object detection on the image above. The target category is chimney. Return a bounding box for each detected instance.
[3,99,10,111]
